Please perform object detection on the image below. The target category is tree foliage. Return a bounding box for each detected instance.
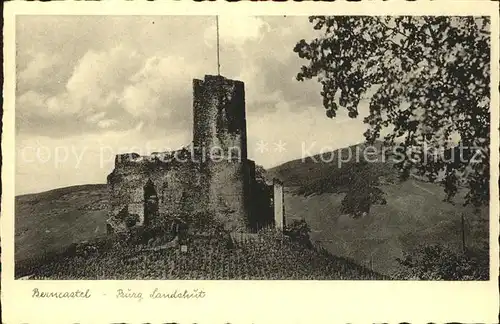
[124,213,139,228]
[294,16,490,206]
[341,158,387,218]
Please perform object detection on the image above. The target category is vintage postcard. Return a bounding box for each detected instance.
[2,1,499,323]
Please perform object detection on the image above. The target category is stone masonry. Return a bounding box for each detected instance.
[106,75,284,234]
[273,179,285,230]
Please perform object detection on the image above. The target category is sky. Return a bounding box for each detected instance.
[15,15,370,195]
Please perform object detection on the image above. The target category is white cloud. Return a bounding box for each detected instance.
[86,112,107,124]
[18,46,202,130]
[204,16,270,47]
[121,55,201,119]
[131,55,198,90]
[46,93,81,115]
[19,52,60,82]
[97,119,118,129]
[66,45,143,103]
[18,46,144,121]
[17,90,49,114]
[134,121,145,132]
[121,85,158,118]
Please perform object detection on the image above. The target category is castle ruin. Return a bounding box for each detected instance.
[106,75,285,234]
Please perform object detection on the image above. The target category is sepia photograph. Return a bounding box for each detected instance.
[12,13,492,282]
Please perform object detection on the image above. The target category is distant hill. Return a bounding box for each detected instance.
[15,184,108,263]
[267,141,398,196]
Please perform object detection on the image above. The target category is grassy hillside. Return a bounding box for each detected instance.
[15,184,108,263]
[283,181,488,276]
[268,143,489,276]
[21,231,387,280]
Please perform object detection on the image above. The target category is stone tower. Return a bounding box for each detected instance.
[193,75,247,161]
[192,75,253,231]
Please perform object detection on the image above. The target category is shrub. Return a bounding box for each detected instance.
[124,213,139,228]
[284,219,313,248]
[340,159,387,218]
[394,244,489,280]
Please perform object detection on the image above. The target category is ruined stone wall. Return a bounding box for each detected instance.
[273,179,285,230]
[107,151,256,232]
[107,151,208,229]
[193,75,247,161]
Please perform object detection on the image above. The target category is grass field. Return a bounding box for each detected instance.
[268,143,489,276]
[282,180,488,276]
[21,231,387,280]
[15,184,108,263]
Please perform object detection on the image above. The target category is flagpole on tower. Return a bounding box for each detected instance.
[216,15,221,76]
